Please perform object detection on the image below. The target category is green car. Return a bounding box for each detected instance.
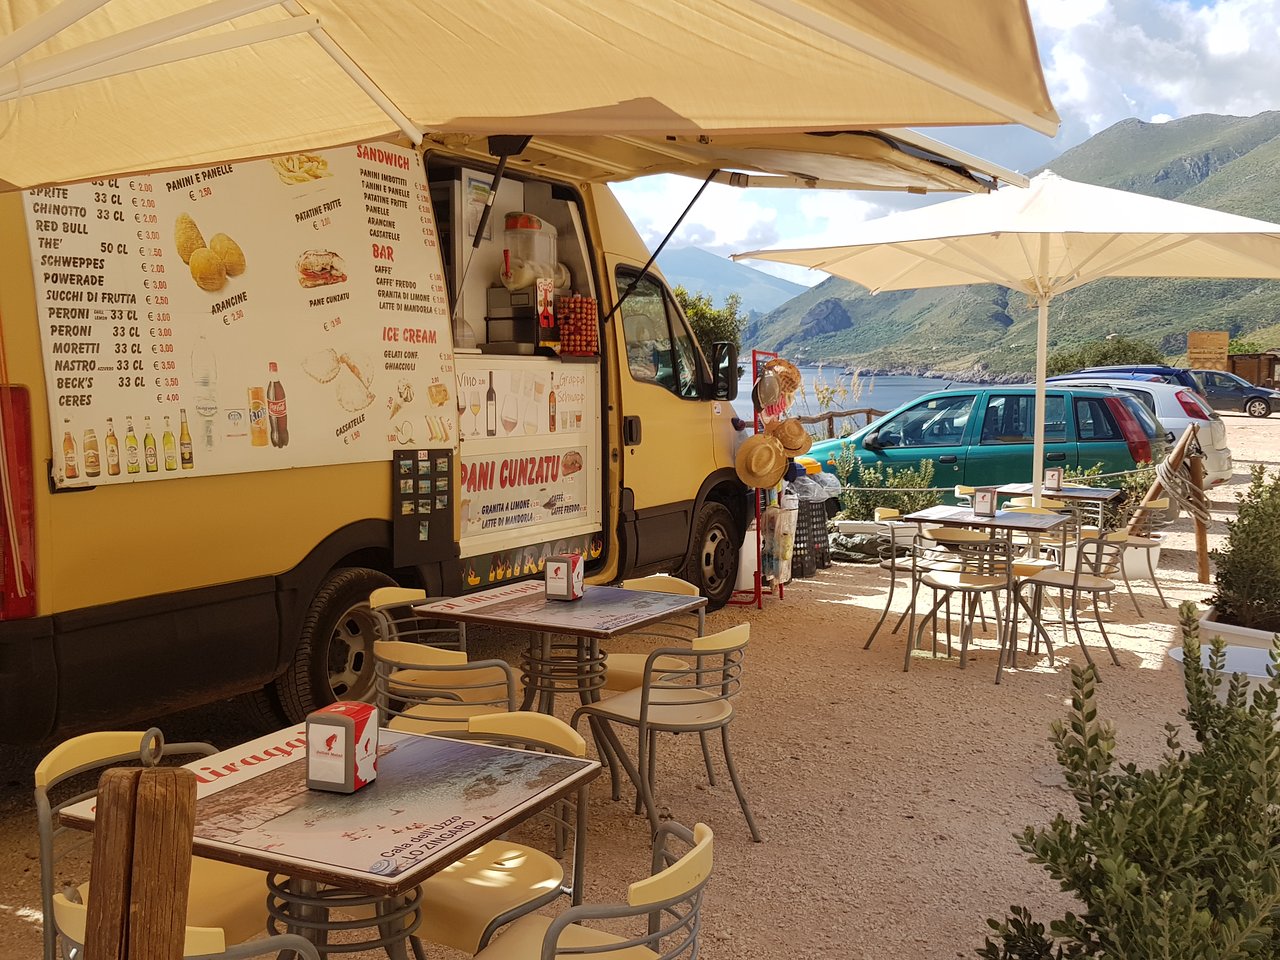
[810,385,1165,487]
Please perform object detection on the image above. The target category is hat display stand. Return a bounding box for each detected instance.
[729,348,798,610]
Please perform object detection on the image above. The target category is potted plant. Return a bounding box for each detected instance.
[1201,464,1280,648]
[977,603,1280,960]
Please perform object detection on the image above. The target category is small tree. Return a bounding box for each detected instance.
[673,285,744,367]
[1045,337,1166,376]
[1230,337,1263,354]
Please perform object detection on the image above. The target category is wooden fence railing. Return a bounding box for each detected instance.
[794,407,887,439]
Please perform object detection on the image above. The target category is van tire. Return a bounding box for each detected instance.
[237,685,292,733]
[681,501,739,611]
[275,567,396,722]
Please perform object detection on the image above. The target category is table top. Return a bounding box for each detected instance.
[417,581,707,639]
[995,482,1122,502]
[63,725,598,897]
[903,504,1070,532]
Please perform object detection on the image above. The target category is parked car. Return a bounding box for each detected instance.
[1046,375,1232,487]
[1189,368,1280,418]
[810,385,1166,488]
[1068,364,1204,392]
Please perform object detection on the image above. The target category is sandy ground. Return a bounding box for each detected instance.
[1,413,1275,960]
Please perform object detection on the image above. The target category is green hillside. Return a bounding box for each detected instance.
[745,111,1280,376]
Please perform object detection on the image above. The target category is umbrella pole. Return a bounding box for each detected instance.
[1031,297,1049,507]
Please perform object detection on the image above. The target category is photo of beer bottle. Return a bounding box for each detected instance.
[162,416,177,471]
[548,373,557,434]
[248,385,269,447]
[62,419,78,480]
[485,371,497,437]
[83,427,100,478]
[105,417,121,476]
[266,361,288,448]
[125,416,140,474]
[179,408,194,469]
[143,415,158,473]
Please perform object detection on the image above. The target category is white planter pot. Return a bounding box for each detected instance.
[1169,644,1276,706]
[1197,605,1280,651]
[1062,534,1162,582]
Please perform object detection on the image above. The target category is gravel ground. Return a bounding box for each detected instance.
[1,413,1274,960]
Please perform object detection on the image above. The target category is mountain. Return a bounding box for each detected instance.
[655,245,808,315]
[744,111,1280,377]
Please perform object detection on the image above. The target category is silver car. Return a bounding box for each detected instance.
[1043,378,1232,487]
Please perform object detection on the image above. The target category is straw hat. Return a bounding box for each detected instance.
[751,369,781,411]
[735,434,787,489]
[762,357,802,395]
[766,418,813,457]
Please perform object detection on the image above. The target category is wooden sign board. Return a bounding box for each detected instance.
[1187,331,1230,371]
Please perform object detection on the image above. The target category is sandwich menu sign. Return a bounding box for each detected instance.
[23,141,457,488]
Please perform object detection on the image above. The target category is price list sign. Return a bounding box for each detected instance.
[23,142,458,489]
[392,449,457,565]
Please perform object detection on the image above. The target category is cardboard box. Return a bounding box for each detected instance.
[306,701,378,793]
[545,553,584,600]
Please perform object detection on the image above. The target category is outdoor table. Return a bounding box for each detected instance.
[415,581,708,714]
[995,481,1121,528]
[62,724,599,960]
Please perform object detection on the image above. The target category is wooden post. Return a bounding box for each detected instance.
[1187,454,1210,584]
[84,767,196,960]
[1126,424,1196,533]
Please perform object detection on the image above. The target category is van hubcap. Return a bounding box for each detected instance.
[327,603,378,700]
[700,523,733,591]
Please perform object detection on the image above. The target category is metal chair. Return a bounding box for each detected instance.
[35,729,308,960]
[370,586,466,651]
[470,822,712,960]
[1115,496,1171,613]
[572,624,761,841]
[605,575,704,691]
[905,538,1015,677]
[1015,533,1127,679]
[415,712,592,953]
[373,640,517,734]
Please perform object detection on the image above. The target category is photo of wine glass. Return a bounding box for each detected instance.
[501,393,519,435]
[469,390,481,436]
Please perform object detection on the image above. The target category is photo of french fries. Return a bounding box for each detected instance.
[270,153,331,185]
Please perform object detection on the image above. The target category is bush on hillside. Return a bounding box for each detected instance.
[1045,337,1166,376]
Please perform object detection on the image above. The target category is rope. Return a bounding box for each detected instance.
[1156,455,1212,525]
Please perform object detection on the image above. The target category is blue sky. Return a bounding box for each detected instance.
[612,0,1280,286]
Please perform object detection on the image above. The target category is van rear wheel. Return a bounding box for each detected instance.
[682,501,739,611]
[275,567,396,722]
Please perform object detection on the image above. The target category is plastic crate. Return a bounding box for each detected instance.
[792,499,829,579]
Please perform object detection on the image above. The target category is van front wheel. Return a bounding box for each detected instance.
[682,501,739,611]
[275,567,396,722]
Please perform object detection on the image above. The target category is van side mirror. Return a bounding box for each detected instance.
[710,342,738,401]
[864,430,881,450]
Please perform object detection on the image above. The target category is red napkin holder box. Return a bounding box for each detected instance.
[306,701,379,794]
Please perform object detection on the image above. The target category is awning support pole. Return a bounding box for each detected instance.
[605,170,718,323]
[0,0,109,71]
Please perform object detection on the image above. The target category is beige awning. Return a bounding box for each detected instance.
[0,0,1057,189]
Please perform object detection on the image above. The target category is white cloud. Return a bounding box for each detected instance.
[1150,112,1174,123]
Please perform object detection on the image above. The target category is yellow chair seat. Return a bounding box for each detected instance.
[1124,534,1160,548]
[586,686,732,730]
[1013,558,1059,578]
[474,913,659,960]
[603,653,688,692]
[389,665,517,702]
[186,857,270,945]
[1024,568,1114,592]
[418,841,564,954]
[388,701,505,734]
[920,571,1007,592]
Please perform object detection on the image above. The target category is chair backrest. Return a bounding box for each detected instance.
[461,711,587,758]
[1008,495,1066,509]
[1074,532,1127,581]
[620,575,700,597]
[923,527,990,545]
[370,588,466,652]
[1127,497,1170,537]
[640,624,748,713]
[540,822,712,960]
[949,539,1015,581]
[873,507,900,522]
[34,729,218,960]
[373,640,516,732]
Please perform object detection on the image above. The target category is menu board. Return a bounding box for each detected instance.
[23,142,457,488]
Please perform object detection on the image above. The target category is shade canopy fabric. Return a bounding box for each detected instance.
[734,171,1280,500]
[0,0,1057,189]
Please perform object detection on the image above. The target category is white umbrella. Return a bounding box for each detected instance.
[734,170,1280,501]
[0,0,1056,188]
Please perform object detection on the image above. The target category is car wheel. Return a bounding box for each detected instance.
[681,501,740,611]
[1246,398,1271,418]
[274,567,396,722]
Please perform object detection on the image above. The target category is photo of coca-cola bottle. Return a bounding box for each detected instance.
[267,361,289,448]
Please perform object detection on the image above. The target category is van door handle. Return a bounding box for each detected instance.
[1046,452,1066,462]
[623,416,642,446]
[938,455,957,464]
